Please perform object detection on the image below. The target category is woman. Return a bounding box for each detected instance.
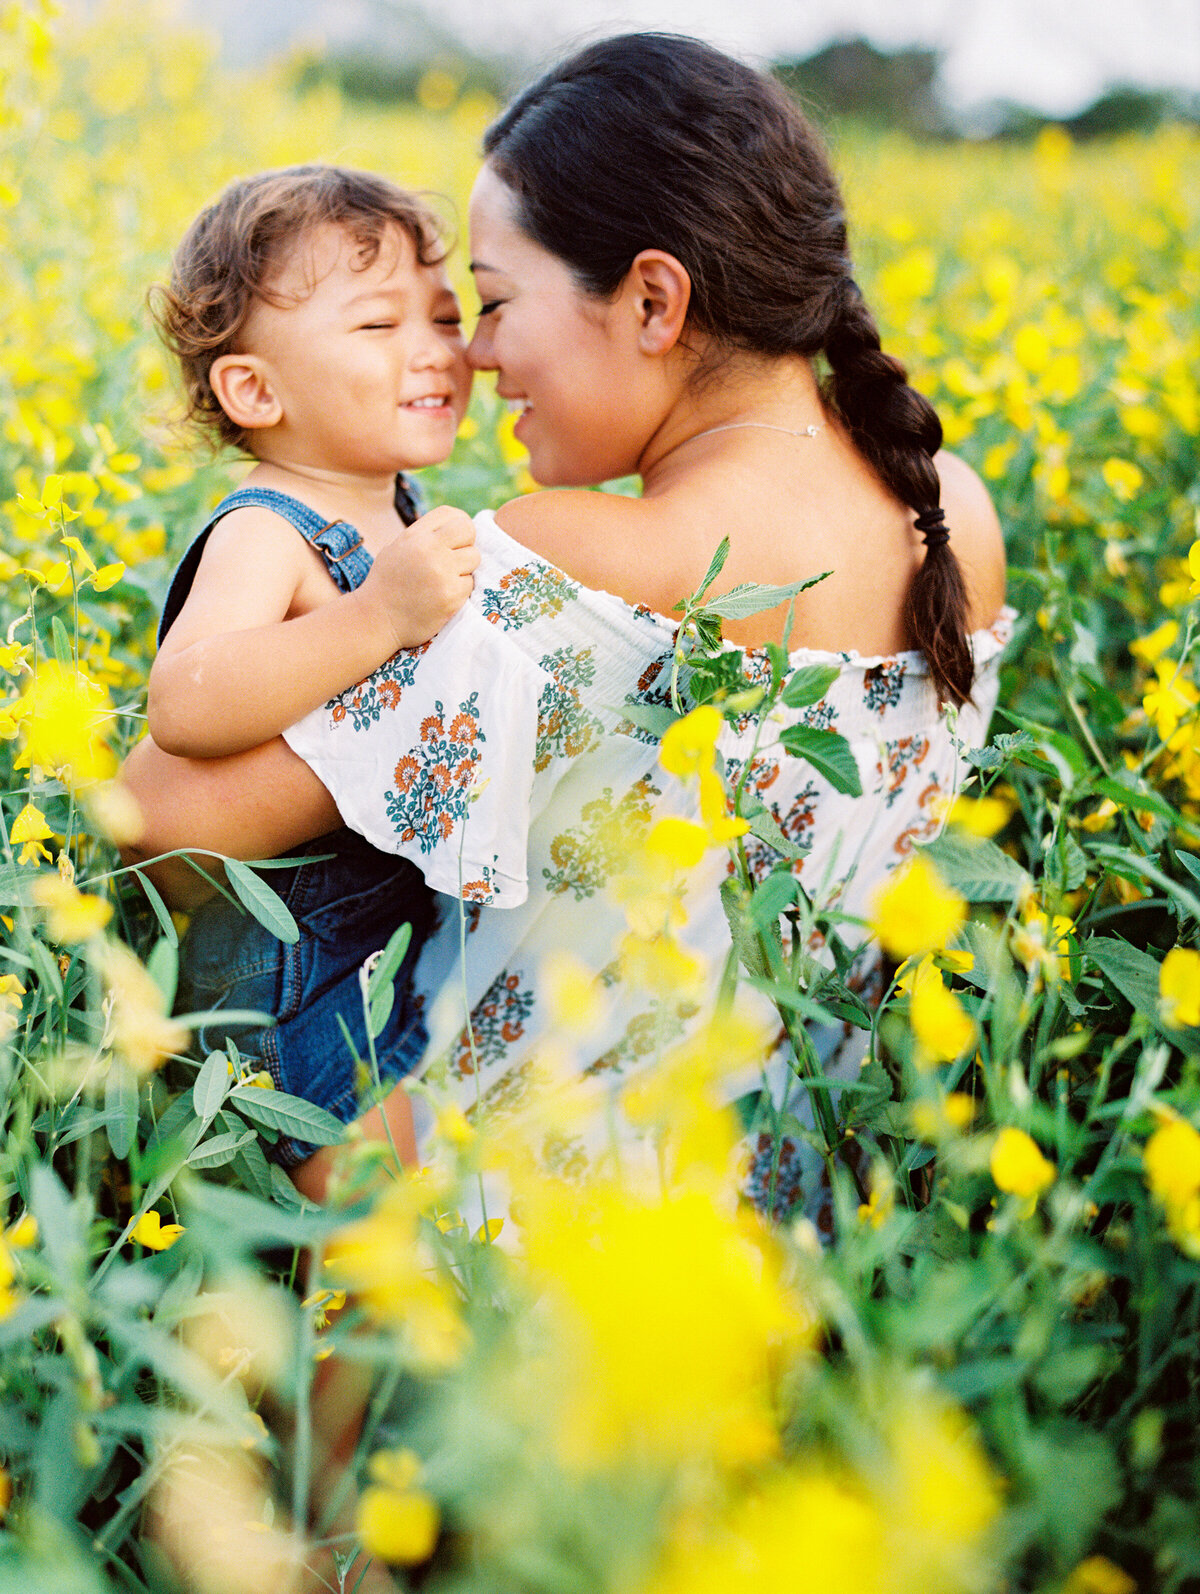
[123,33,1008,1215]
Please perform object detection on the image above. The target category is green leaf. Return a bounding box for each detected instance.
[780,663,840,709]
[367,920,413,1001]
[104,1064,139,1161]
[1083,935,1168,1030]
[617,700,678,739]
[741,797,808,861]
[919,832,1029,903]
[192,1050,231,1125]
[778,725,862,796]
[0,863,50,908]
[145,936,178,1006]
[368,980,394,1041]
[187,1129,256,1169]
[227,1084,345,1146]
[1094,775,1178,824]
[686,536,730,606]
[747,869,799,930]
[134,868,178,948]
[701,571,830,622]
[232,1137,275,1204]
[223,859,299,944]
[51,614,73,667]
[1090,843,1200,924]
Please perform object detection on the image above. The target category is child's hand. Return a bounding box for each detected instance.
[359,506,479,651]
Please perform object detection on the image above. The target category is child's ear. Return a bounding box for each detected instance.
[628,250,692,356]
[208,354,283,432]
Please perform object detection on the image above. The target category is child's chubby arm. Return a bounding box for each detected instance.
[148,503,478,757]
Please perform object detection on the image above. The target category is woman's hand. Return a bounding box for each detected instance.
[119,735,341,908]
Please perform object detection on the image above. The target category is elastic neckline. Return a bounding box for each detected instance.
[475,509,1014,673]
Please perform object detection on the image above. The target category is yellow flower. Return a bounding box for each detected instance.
[1129,618,1179,664]
[659,704,723,778]
[911,1093,975,1140]
[945,792,1011,837]
[990,1127,1055,1201]
[0,1466,10,1521]
[356,1484,439,1565]
[10,801,53,865]
[32,876,112,942]
[130,1210,185,1251]
[869,856,967,962]
[1144,1116,1200,1212]
[908,959,975,1066]
[698,767,748,842]
[643,1466,886,1594]
[0,975,27,1040]
[1101,456,1144,501]
[15,661,116,786]
[542,949,605,1036]
[325,1179,467,1366]
[95,941,190,1073]
[645,817,709,871]
[1143,659,1197,747]
[518,1175,807,1469]
[1159,946,1200,1027]
[5,1213,36,1248]
[1064,1557,1137,1594]
[1013,901,1074,982]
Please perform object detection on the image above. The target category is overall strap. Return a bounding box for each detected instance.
[208,487,375,595]
[158,480,416,646]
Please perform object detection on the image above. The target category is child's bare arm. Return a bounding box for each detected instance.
[148,505,478,758]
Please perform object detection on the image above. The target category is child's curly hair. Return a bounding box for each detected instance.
[151,164,446,452]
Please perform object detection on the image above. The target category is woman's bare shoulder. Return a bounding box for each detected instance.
[493,489,652,591]
[936,449,1007,628]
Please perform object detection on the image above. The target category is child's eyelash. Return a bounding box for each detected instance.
[477,300,503,316]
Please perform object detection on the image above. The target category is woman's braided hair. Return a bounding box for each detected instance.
[484,33,974,706]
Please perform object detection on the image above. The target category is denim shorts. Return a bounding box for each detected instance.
[175,828,437,1167]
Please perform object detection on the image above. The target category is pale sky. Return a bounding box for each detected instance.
[408,0,1200,113]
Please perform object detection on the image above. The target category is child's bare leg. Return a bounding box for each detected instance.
[291,1085,417,1206]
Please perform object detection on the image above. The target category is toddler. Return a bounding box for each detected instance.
[148,164,477,1192]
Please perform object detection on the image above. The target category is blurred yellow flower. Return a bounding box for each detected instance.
[645,816,709,871]
[32,875,112,941]
[909,961,975,1066]
[1101,457,1145,501]
[945,792,1011,837]
[1064,1557,1137,1594]
[990,1127,1055,1201]
[1159,946,1200,1027]
[130,1210,185,1250]
[519,1175,806,1469]
[96,940,189,1071]
[869,856,966,961]
[659,704,722,777]
[325,1179,467,1366]
[15,660,115,786]
[357,1477,438,1565]
[1129,618,1179,664]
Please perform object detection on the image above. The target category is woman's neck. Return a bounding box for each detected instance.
[637,353,827,496]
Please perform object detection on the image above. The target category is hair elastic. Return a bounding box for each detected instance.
[914,507,950,548]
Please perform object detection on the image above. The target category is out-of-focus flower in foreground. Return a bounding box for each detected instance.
[1159,946,1200,1028]
[869,856,966,962]
[1143,1113,1200,1257]
[990,1128,1055,1204]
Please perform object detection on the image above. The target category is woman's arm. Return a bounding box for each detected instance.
[119,735,340,907]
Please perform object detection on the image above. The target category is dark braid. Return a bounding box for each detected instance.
[824,282,974,706]
[484,33,976,705]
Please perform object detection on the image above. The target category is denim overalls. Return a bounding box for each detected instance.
[159,478,435,1166]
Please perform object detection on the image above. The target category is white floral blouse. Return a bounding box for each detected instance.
[285,510,1013,1220]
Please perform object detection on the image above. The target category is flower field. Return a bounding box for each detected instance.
[2,3,1200,1591]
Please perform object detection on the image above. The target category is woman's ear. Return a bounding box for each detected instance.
[628,250,691,356]
[208,354,283,432]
